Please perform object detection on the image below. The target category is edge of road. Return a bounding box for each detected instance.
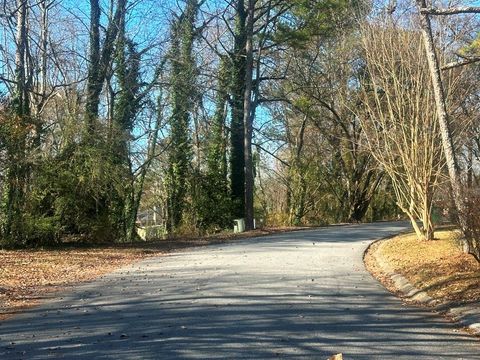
[364,233,480,336]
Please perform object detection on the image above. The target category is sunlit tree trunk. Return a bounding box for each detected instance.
[415,0,470,250]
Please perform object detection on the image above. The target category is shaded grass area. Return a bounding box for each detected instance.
[366,229,480,305]
[0,226,309,320]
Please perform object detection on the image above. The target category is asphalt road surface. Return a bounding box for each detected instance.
[1,222,479,359]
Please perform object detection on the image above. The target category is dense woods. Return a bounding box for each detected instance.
[1,0,480,260]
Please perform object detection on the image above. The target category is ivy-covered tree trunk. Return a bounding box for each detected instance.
[85,0,101,132]
[113,10,141,241]
[243,0,255,231]
[197,58,231,229]
[166,0,198,232]
[288,167,308,226]
[230,0,247,220]
[210,59,229,190]
[4,0,30,242]
[85,0,127,133]
[287,116,308,226]
[124,103,162,242]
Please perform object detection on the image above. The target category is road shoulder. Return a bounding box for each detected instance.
[364,230,480,336]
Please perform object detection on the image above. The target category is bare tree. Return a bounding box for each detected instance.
[415,0,480,258]
[359,25,450,240]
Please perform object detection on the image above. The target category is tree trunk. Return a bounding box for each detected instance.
[166,0,197,232]
[289,172,307,226]
[85,0,101,130]
[39,1,48,98]
[415,0,470,251]
[400,201,424,240]
[32,0,50,148]
[287,115,308,225]
[467,141,473,188]
[5,0,29,241]
[230,0,247,220]
[243,0,255,230]
[85,0,127,133]
[421,190,434,240]
[14,0,28,117]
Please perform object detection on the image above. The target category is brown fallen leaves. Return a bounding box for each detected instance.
[365,229,480,305]
[0,247,160,320]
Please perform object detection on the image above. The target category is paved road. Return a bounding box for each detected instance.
[1,222,479,359]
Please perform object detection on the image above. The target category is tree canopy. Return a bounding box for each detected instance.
[1,0,480,260]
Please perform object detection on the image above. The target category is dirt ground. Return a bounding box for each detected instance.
[0,226,309,320]
[365,228,480,305]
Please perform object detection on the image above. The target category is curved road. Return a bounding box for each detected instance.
[1,222,479,359]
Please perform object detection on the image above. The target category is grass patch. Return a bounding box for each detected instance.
[366,229,480,304]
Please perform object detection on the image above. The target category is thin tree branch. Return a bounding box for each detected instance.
[254,142,290,167]
[442,56,480,70]
[421,6,480,15]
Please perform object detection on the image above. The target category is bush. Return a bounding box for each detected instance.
[23,214,62,245]
[11,139,133,245]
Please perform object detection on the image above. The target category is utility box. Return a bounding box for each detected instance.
[136,225,166,241]
[233,218,245,233]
